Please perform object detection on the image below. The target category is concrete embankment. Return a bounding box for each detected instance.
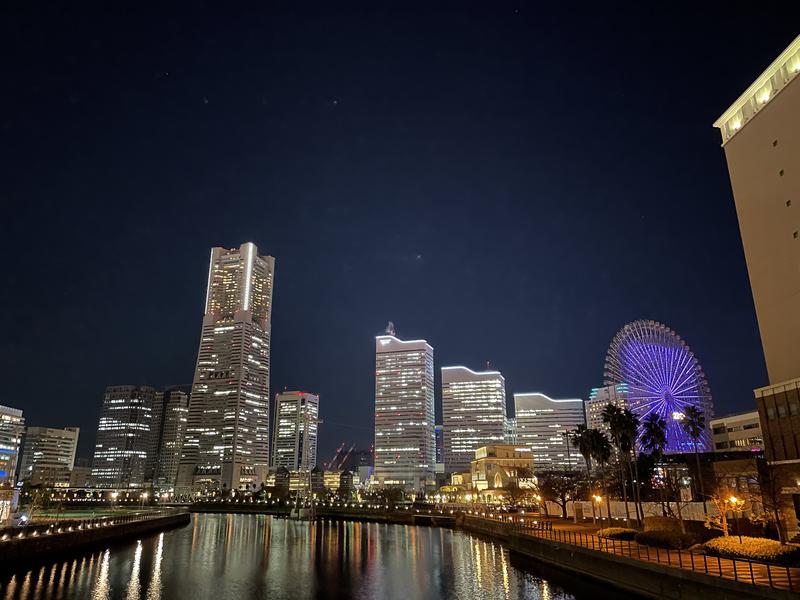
[458,515,795,600]
[0,511,190,567]
[189,503,454,527]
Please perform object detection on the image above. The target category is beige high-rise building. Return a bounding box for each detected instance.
[441,366,507,474]
[177,242,275,492]
[19,426,79,486]
[374,333,435,491]
[513,393,585,471]
[714,35,800,385]
[715,35,800,541]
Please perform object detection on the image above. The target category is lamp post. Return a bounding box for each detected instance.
[593,495,603,523]
[140,492,149,510]
[110,491,118,512]
[729,496,742,543]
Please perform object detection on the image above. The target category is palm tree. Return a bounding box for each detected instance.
[589,428,613,522]
[681,405,708,514]
[640,412,667,517]
[618,409,642,524]
[602,403,632,525]
[571,425,596,522]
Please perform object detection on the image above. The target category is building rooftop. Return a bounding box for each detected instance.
[713,35,800,145]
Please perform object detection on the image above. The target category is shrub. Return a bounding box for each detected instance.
[634,530,696,549]
[703,536,800,566]
[597,527,637,540]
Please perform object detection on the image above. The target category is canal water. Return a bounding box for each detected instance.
[0,514,637,599]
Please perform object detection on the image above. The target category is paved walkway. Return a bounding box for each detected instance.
[470,513,799,593]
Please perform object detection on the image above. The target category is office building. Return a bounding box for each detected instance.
[374,333,435,491]
[513,393,584,471]
[69,457,92,488]
[90,386,155,489]
[441,366,507,473]
[0,405,24,487]
[714,35,800,385]
[585,384,629,435]
[146,386,190,491]
[18,426,79,486]
[714,35,800,540]
[177,242,275,492]
[505,417,516,443]
[710,411,763,452]
[272,391,319,471]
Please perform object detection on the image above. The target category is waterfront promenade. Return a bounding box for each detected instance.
[0,508,190,566]
[459,511,799,599]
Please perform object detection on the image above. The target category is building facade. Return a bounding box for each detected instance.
[441,366,507,474]
[585,384,628,435]
[470,444,535,493]
[714,35,800,541]
[18,426,79,486]
[373,334,435,491]
[272,391,319,471]
[146,386,190,491]
[90,386,155,489]
[710,411,764,453]
[0,405,24,487]
[714,35,800,385]
[513,393,584,471]
[177,243,275,492]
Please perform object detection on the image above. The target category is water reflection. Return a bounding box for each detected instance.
[0,514,636,599]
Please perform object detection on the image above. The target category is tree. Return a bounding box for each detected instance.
[589,429,613,522]
[756,459,787,543]
[681,405,708,514]
[602,404,640,525]
[640,413,673,520]
[536,470,581,519]
[571,425,597,522]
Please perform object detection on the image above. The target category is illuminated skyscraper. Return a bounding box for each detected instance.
[0,405,24,488]
[90,385,155,488]
[585,384,629,436]
[513,393,584,471]
[147,386,189,491]
[374,334,435,491]
[272,391,319,471]
[441,366,507,473]
[18,426,79,486]
[177,242,275,492]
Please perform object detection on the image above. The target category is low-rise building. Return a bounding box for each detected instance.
[710,411,763,452]
[470,444,534,492]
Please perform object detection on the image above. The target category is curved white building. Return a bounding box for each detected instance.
[441,366,506,473]
[513,393,584,471]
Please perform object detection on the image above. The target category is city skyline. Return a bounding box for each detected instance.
[5,7,798,464]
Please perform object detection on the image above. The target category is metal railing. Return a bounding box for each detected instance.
[464,513,798,593]
[0,508,186,543]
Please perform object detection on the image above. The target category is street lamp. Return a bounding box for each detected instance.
[140,492,149,510]
[728,496,742,543]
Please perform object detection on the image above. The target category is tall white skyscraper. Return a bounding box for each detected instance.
[91,386,155,489]
[441,366,506,473]
[178,242,275,492]
[272,391,319,471]
[0,405,25,488]
[19,426,79,486]
[513,393,585,471]
[374,333,435,491]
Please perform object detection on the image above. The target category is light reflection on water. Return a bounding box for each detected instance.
[0,514,633,599]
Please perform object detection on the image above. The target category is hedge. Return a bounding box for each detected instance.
[596,527,637,540]
[634,530,696,549]
[703,536,800,566]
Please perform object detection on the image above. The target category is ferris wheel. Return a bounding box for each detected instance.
[604,319,713,454]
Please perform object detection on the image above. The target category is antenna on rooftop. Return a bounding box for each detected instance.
[385,321,395,336]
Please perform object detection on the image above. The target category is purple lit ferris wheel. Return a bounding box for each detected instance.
[604,320,713,454]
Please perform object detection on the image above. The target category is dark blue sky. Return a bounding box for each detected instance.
[2,4,796,460]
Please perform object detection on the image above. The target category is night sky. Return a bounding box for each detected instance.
[3,4,798,461]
